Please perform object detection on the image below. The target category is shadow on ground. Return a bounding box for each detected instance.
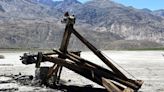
[49,84,107,92]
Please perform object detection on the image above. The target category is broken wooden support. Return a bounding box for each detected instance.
[42,55,141,91]
[71,28,127,79]
[59,22,73,53]
[20,44,144,91]
[20,12,143,92]
[69,51,81,57]
[68,52,143,87]
[35,52,43,68]
[20,52,57,65]
[57,23,73,83]
[102,77,122,92]
[123,88,134,92]
[53,50,142,90]
[47,64,59,79]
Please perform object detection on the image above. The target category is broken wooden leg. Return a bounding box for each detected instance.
[102,77,122,92]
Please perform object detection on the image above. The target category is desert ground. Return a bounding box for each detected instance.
[0,50,164,92]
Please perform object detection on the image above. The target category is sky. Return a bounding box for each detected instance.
[53,0,90,3]
[53,0,164,10]
[113,0,164,10]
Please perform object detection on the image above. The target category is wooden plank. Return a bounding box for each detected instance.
[58,51,141,90]
[71,28,127,79]
[123,88,134,92]
[68,52,120,76]
[102,77,122,92]
[56,66,63,83]
[47,64,59,79]
[22,50,140,90]
[43,56,125,90]
[52,51,140,90]
[43,56,140,90]
[43,56,106,86]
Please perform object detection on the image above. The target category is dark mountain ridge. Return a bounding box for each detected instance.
[0,0,163,50]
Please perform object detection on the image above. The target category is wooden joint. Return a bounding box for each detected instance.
[35,52,43,68]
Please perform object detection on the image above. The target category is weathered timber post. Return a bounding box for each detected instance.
[59,12,76,53]
[35,52,49,85]
[56,12,76,83]
[35,52,43,68]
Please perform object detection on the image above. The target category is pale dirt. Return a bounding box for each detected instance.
[0,51,164,92]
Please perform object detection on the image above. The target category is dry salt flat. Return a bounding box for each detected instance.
[0,50,164,92]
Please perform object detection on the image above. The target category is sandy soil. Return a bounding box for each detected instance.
[0,50,164,92]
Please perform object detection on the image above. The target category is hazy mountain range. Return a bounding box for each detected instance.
[0,0,163,50]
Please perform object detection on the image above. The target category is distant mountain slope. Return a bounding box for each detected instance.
[153,9,164,18]
[0,0,63,48]
[0,0,163,50]
[51,0,164,46]
[0,0,62,18]
[74,0,164,45]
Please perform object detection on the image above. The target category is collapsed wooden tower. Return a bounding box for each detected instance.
[20,13,143,92]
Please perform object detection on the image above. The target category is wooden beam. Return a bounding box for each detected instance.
[59,24,73,53]
[68,52,119,76]
[71,28,127,79]
[68,53,143,89]
[57,24,73,83]
[43,56,126,91]
[44,56,103,85]
[47,64,59,79]
[43,56,140,90]
[53,50,141,90]
[35,52,43,68]
[123,88,134,92]
[102,77,122,92]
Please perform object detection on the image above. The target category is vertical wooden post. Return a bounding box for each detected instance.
[57,23,74,83]
[59,24,73,53]
[35,52,43,68]
[35,52,44,85]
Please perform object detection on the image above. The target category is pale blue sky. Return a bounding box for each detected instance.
[53,0,90,3]
[53,0,164,10]
[114,0,164,10]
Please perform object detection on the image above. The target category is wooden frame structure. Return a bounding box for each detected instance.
[20,13,143,92]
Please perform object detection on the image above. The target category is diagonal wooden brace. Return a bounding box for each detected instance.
[102,77,122,92]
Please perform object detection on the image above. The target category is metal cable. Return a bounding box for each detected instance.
[100,51,137,80]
